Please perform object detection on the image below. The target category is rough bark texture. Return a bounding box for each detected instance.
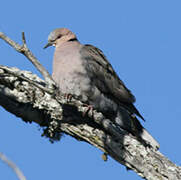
[0,32,181,180]
[0,66,181,180]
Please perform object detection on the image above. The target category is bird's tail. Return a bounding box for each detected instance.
[115,107,160,150]
[139,127,160,149]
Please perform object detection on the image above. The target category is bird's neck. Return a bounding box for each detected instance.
[56,40,80,49]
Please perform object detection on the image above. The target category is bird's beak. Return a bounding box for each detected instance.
[43,42,53,49]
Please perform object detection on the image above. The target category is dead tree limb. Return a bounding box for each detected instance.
[0,32,181,180]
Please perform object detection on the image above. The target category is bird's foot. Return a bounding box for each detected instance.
[82,104,94,117]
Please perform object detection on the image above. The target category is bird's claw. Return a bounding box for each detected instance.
[82,104,94,117]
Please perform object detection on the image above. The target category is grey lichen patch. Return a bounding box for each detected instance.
[4,75,18,85]
[21,70,45,83]
[14,80,32,93]
[42,119,63,143]
[33,92,63,120]
[0,68,4,73]
[3,87,29,103]
[8,68,43,83]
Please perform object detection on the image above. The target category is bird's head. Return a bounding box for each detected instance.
[44,28,77,49]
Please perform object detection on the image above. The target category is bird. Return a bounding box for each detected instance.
[44,28,159,149]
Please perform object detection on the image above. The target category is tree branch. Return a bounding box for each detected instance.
[0,32,181,180]
[0,32,55,89]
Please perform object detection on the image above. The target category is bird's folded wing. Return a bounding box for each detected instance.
[81,44,136,104]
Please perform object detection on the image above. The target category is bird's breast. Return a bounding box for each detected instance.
[52,46,92,101]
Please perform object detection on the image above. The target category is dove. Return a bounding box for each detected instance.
[44,28,159,149]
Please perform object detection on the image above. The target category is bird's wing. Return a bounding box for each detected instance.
[81,44,136,103]
[80,44,144,120]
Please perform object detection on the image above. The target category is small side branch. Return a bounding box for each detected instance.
[0,32,55,89]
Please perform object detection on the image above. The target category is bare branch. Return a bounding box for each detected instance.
[0,32,55,89]
[0,152,26,180]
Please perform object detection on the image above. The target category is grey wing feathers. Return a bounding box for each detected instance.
[82,44,136,103]
[80,44,144,121]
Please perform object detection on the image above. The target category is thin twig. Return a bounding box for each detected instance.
[22,32,27,47]
[0,152,26,180]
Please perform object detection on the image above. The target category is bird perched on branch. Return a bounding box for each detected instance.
[44,28,159,149]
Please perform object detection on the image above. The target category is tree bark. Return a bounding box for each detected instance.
[0,32,181,180]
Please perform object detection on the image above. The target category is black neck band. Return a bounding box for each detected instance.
[68,38,77,42]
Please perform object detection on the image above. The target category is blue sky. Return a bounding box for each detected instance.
[0,0,181,179]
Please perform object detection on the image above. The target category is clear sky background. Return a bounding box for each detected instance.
[0,1,181,179]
